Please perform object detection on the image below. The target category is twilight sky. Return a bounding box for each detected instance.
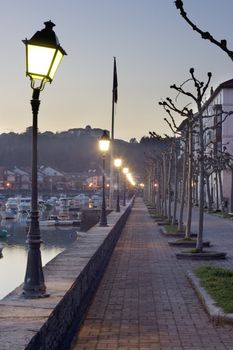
[1,0,233,141]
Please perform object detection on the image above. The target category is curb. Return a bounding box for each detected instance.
[159,226,197,238]
[168,240,210,247]
[187,271,233,325]
[177,251,226,260]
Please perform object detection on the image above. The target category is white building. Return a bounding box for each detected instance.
[200,79,233,209]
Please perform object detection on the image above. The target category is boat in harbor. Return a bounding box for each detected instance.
[4,198,18,218]
[39,211,80,226]
[18,197,31,213]
[2,209,16,220]
[56,219,80,226]
[39,219,57,226]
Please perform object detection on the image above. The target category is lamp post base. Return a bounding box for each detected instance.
[99,223,108,227]
[22,290,50,299]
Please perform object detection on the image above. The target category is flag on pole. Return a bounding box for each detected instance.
[113,57,118,103]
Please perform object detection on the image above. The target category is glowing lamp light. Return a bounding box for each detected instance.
[99,130,110,153]
[126,173,132,181]
[23,21,67,90]
[114,158,122,168]
[126,172,136,186]
[99,130,110,226]
[123,167,129,175]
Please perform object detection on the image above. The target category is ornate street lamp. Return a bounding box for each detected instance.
[23,21,66,298]
[114,158,122,212]
[122,167,129,206]
[99,130,110,226]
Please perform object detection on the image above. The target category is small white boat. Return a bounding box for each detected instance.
[56,219,79,226]
[18,197,31,213]
[5,198,18,215]
[3,209,16,220]
[39,220,57,226]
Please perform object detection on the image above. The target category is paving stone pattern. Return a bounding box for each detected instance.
[71,198,233,350]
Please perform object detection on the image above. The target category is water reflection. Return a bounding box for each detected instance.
[0,216,77,300]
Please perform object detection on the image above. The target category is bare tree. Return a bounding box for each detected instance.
[170,69,212,251]
[159,99,195,239]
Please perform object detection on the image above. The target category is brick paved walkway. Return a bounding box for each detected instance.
[71,198,233,350]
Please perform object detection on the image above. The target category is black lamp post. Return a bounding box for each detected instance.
[99,130,110,226]
[114,158,122,212]
[23,21,66,298]
[122,167,129,206]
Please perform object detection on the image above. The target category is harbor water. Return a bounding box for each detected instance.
[0,216,78,300]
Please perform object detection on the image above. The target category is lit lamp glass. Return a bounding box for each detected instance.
[23,21,67,90]
[99,130,110,153]
[114,158,122,168]
[123,167,129,175]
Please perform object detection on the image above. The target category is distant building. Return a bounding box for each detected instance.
[12,166,30,190]
[201,79,233,208]
[67,125,108,138]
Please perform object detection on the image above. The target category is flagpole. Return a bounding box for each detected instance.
[109,87,115,208]
[109,57,118,209]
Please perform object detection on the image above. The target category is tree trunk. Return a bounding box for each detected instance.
[172,141,178,225]
[196,104,204,252]
[178,140,187,232]
[167,147,173,222]
[218,170,224,211]
[215,173,219,210]
[185,121,193,239]
[230,169,233,213]
[205,175,213,212]
[163,154,167,217]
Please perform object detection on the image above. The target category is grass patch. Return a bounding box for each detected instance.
[212,210,232,219]
[188,248,202,253]
[194,266,233,313]
[177,238,195,243]
[164,224,178,233]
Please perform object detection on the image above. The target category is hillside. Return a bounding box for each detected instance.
[0,128,171,177]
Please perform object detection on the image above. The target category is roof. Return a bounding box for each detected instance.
[201,78,233,113]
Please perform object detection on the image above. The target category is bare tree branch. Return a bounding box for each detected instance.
[203,111,233,132]
[174,0,233,61]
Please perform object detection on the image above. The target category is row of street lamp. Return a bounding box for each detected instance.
[98,130,135,226]
[21,21,136,298]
